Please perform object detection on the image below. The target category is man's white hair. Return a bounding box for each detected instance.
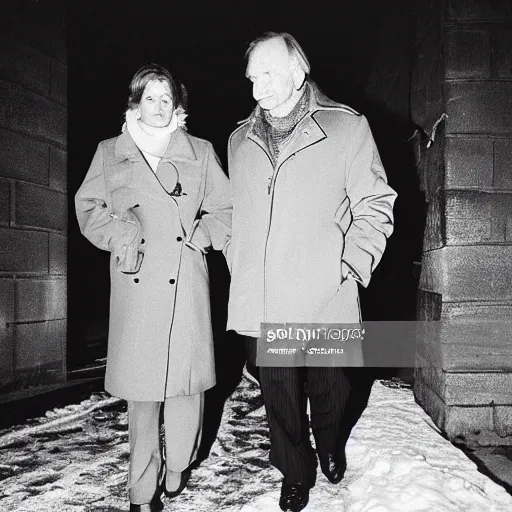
[245,32,311,76]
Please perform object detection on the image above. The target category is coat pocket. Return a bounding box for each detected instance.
[118,250,144,274]
[315,278,360,323]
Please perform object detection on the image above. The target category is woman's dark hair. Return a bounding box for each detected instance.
[127,63,183,110]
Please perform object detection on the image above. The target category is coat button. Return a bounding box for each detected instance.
[169,278,175,284]
[177,236,183,242]
[134,278,139,283]
[140,238,145,244]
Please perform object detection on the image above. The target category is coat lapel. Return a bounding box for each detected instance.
[114,129,143,163]
[160,128,201,209]
[161,127,197,163]
[275,115,327,168]
[242,84,328,170]
[113,130,166,200]
[114,129,199,203]
[246,119,273,164]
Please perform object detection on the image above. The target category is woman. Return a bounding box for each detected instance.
[75,64,232,512]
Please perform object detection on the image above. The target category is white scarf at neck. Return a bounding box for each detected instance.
[124,108,179,158]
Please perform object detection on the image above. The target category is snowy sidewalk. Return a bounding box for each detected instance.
[1,376,511,512]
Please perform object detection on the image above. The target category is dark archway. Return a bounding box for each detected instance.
[66,0,424,458]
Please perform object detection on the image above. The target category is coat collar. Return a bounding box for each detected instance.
[244,81,340,165]
[239,80,359,129]
[274,115,326,167]
[114,127,197,164]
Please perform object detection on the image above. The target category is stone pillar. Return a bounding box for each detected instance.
[414,0,512,445]
[0,0,67,394]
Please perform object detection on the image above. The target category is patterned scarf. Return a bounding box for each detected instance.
[261,86,310,165]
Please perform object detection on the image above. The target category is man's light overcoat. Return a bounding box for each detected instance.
[227,83,397,337]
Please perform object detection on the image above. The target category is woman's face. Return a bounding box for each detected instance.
[138,79,174,127]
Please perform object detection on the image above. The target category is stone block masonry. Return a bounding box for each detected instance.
[414,0,512,446]
[0,0,67,395]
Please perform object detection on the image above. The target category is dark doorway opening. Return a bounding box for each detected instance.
[66,0,426,458]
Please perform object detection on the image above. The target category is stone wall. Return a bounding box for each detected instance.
[414,0,512,445]
[0,0,67,395]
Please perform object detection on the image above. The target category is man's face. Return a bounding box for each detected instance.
[246,38,295,116]
[139,80,174,128]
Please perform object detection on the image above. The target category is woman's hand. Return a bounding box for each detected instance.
[185,220,212,254]
[111,207,144,273]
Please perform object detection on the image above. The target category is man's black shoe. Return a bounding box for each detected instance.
[321,451,346,484]
[279,479,309,512]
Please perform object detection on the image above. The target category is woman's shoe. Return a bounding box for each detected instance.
[162,470,191,499]
[129,494,163,512]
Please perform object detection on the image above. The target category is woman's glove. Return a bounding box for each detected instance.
[110,208,144,273]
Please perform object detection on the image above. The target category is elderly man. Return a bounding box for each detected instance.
[227,32,396,511]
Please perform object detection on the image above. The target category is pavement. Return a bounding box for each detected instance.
[463,445,512,495]
[0,373,512,511]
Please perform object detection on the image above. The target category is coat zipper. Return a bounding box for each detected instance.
[262,151,297,324]
[248,134,300,327]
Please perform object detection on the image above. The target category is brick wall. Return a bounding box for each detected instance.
[0,0,67,393]
[414,0,512,445]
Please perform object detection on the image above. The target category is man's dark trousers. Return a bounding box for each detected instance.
[259,365,351,488]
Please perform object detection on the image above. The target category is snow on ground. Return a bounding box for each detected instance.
[0,376,511,512]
